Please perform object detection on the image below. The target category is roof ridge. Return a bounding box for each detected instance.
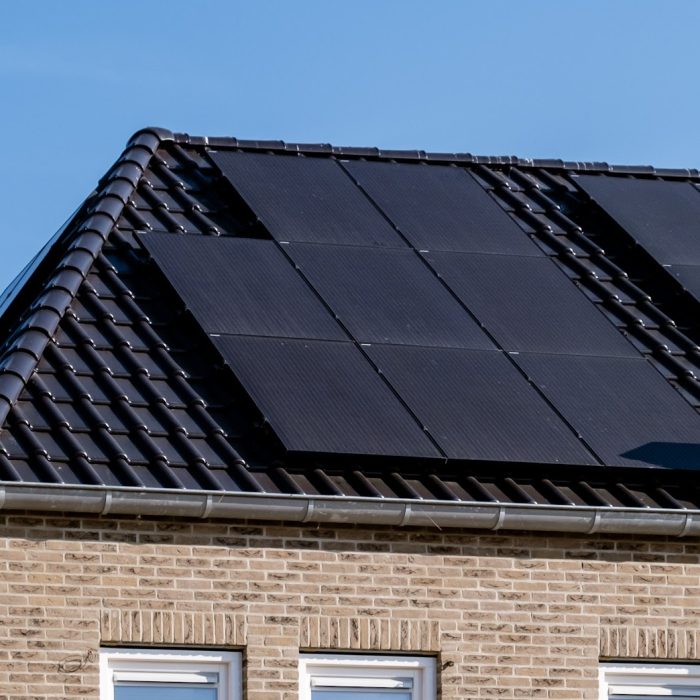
[168,129,700,178]
[0,128,168,424]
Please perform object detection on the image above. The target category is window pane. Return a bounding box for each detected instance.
[312,691,412,700]
[115,686,217,700]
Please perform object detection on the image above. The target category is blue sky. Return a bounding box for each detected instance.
[1,0,699,289]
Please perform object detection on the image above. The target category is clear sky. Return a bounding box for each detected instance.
[1,0,699,290]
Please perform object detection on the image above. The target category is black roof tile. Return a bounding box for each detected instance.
[3,128,700,514]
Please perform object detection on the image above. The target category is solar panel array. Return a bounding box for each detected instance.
[139,152,700,467]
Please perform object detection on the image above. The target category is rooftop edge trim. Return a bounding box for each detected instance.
[167,129,700,177]
[0,129,168,427]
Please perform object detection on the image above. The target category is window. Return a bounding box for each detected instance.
[600,663,700,698]
[100,648,241,700]
[300,653,435,700]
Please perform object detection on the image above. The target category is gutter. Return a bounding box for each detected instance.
[0,482,698,537]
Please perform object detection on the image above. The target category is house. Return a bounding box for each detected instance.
[2,126,700,699]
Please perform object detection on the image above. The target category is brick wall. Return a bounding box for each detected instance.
[1,513,700,699]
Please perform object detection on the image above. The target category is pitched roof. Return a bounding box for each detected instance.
[2,127,700,534]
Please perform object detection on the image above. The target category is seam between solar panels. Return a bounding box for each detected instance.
[335,159,606,467]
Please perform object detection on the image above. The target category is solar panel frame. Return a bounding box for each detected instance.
[513,352,700,468]
[365,344,598,465]
[424,251,637,356]
[212,335,442,458]
[209,150,406,247]
[138,233,347,341]
[576,175,700,265]
[285,242,494,349]
[343,159,543,255]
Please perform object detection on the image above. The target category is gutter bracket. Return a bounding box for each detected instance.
[491,506,506,531]
[587,509,602,534]
[100,491,113,516]
[200,494,214,519]
[302,499,316,523]
[679,512,694,537]
[399,502,412,526]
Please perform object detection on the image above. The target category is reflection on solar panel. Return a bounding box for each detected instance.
[209,151,405,247]
[286,243,493,348]
[365,345,596,464]
[667,265,700,299]
[344,160,542,255]
[576,175,700,264]
[211,336,441,457]
[425,251,635,356]
[513,353,700,467]
[139,233,346,340]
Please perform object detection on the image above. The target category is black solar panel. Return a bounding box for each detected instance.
[212,335,441,458]
[210,151,405,247]
[513,353,700,468]
[425,252,636,356]
[365,345,596,464]
[139,233,346,340]
[576,175,700,264]
[667,265,700,299]
[286,243,494,349]
[344,160,542,255]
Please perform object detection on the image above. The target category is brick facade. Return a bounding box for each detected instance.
[1,513,700,699]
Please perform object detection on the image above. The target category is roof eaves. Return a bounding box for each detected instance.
[1,482,698,537]
[0,127,171,424]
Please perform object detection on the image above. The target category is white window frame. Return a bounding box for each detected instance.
[99,647,241,700]
[600,662,700,698]
[300,653,435,700]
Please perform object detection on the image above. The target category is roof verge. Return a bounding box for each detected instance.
[0,128,168,425]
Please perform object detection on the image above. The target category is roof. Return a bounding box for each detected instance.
[2,126,700,535]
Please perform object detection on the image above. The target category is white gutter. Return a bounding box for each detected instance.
[0,482,698,537]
